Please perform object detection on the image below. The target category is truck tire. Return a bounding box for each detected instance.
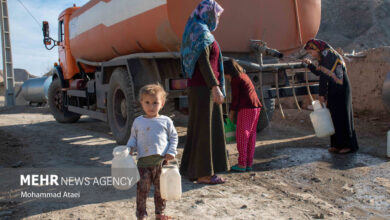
[107,67,140,144]
[257,98,275,132]
[48,79,81,123]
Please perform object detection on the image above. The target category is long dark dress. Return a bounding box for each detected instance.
[179,42,229,179]
[308,49,359,151]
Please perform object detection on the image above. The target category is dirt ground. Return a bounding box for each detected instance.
[0,105,389,220]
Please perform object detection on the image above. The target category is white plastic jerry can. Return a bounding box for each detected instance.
[160,163,182,200]
[310,100,335,138]
[111,146,140,190]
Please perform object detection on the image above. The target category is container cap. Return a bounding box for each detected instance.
[113,146,129,157]
[312,100,322,111]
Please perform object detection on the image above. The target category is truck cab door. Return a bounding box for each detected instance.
[58,15,79,81]
[58,20,67,77]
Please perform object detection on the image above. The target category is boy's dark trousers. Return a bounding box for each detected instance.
[136,164,166,218]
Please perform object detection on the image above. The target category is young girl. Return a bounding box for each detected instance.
[224,59,262,172]
[127,84,178,220]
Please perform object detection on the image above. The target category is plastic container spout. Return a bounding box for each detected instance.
[312,100,323,111]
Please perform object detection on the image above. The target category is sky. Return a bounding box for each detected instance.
[2,0,89,76]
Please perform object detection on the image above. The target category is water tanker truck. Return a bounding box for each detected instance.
[43,0,322,144]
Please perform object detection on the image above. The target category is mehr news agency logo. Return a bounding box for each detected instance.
[19,174,134,199]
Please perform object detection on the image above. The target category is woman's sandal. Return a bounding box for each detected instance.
[328,147,339,153]
[231,165,246,172]
[338,148,353,154]
[197,175,226,185]
[156,214,173,220]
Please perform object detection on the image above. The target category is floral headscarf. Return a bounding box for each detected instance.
[180,0,225,94]
[304,39,345,85]
[304,39,330,52]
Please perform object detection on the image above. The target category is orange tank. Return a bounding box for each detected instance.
[69,0,321,62]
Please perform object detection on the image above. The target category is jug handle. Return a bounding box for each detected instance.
[163,158,179,167]
[113,147,130,156]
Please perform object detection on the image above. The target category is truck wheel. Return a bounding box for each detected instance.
[107,67,140,144]
[48,79,81,123]
[257,98,275,132]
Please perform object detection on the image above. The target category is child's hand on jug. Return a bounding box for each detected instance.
[165,154,174,161]
[129,148,134,155]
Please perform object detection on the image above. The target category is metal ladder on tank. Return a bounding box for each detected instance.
[0,0,15,106]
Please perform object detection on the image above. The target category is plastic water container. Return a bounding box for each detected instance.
[310,100,335,138]
[387,130,390,157]
[224,118,236,143]
[160,162,181,200]
[111,146,139,190]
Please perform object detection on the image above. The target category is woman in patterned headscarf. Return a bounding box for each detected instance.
[179,0,229,184]
[303,39,359,154]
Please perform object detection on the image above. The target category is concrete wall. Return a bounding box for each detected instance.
[0,69,35,106]
[346,47,390,115]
